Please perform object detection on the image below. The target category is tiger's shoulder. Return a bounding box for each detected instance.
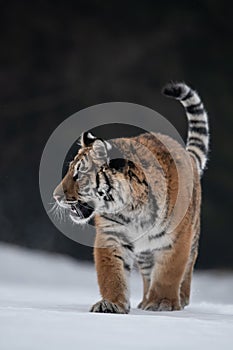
[111,131,199,181]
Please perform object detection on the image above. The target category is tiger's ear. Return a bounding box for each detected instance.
[80,132,97,147]
[92,139,112,159]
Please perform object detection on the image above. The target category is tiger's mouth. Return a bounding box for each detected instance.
[69,201,94,222]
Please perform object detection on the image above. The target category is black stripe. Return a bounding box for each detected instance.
[181,89,193,101]
[103,194,114,202]
[148,230,166,241]
[186,103,204,115]
[114,255,131,271]
[188,142,207,155]
[101,231,132,245]
[102,171,112,193]
[127,161,148,187]
[106,237,134,252]
[136,250,151,256]
[140,263,154,270]
[137,260,154,267]
[187,107,204,115]
[117,214,130,224]
[136,255,153,263]
[136,255,154,263]
[114,254,124,261]
[141,272,151,277]
[128,169,140,184]
[188,149,202,169]
[137,259,145,264]
[189,120,207,125]
[137,256,153,264]
[189,126,208,136]
[102,216,124,226]
[102,214,129,225]
[96,172,100,190]
[153,244,172,251]
[188,136,205,144]
[124,264,131,272]
[123,243,134,252]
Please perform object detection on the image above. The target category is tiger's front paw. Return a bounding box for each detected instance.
[90,299,129,314]
[143,298,182,312]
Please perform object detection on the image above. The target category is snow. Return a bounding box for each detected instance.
[0,243,233,350]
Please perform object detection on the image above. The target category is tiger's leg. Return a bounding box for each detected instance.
[142,225,193,311]
[90,233,134,314]
[180,218,200,308]
[136,251,154,309]
[180,249,198,308]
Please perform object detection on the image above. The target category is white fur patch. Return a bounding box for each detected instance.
[87,132,96,139]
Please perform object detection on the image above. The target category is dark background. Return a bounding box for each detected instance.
[1,0,232,268]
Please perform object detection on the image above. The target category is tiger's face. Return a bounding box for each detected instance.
[53,132,142,224]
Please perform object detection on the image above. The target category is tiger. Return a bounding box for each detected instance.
[53,82,209,313]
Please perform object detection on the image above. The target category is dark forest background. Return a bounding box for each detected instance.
[1,0,232,268]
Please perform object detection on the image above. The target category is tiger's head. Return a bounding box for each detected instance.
[53,132,148,224]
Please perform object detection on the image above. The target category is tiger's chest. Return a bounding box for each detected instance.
[123,221,173,254]
[101,212,173,255]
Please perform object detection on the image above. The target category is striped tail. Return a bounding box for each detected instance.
[162,82,209,175]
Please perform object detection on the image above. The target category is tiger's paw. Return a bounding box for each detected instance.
[90,299,129,314]
[137,299,147,309]
[142,298,182,312]
[180,293,190,309]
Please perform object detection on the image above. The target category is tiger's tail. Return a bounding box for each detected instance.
[162,82,209,175]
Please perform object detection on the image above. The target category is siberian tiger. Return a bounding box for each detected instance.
[53,82,209,313]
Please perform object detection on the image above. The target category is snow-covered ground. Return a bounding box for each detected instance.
[0,243,232,350]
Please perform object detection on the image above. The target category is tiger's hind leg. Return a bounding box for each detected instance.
[180,218,200,308]
[90,232,134,314]
[180,249,198,308]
